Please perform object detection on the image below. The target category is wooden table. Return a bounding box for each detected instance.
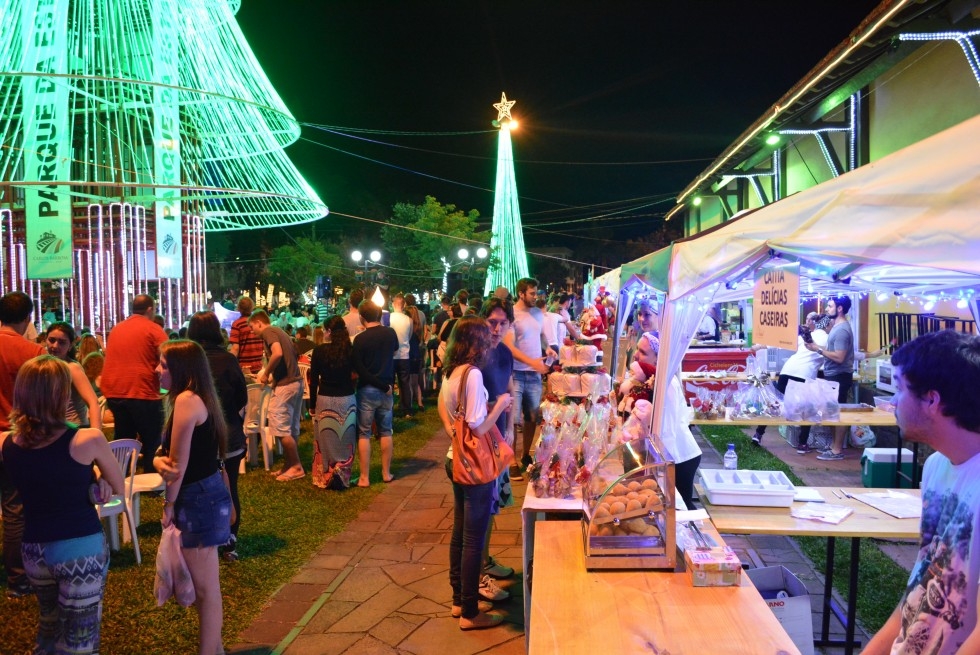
[691,410,920,487]
[700,487,921,655]
[690,408,897,427]
[529,521,801,654]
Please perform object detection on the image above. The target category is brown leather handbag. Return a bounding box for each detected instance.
[451,366,514,486]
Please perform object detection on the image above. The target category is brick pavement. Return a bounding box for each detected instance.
[230,431,527,655]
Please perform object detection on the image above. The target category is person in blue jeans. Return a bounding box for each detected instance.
[439,317,513,630]
[351,300,399,487]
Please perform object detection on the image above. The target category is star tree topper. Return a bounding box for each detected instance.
[493,92,516,122]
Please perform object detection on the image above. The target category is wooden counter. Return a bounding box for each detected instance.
[529,521,801,655]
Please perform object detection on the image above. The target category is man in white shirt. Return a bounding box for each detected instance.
[862,330,980,655]
[504,278,554,477]
[343,288,365,340]
[389,293,415,418]
[751,312,829,452]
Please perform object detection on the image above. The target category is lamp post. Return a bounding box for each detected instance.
[443,247,488,293]
[351,249,382,286]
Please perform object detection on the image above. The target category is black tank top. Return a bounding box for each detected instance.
[2,428,102,543]
[164,415,219,489]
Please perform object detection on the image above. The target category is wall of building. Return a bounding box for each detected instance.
[870,41,980,159]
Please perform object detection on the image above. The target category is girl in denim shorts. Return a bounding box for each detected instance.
[153,340,232,655]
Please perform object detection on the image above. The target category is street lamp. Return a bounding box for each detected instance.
[351,249,382,285]
[444,247,488,293]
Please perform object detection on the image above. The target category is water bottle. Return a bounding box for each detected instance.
[724,443,738,471]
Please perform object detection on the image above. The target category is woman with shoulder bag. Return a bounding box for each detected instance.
[153,340,232,655]
[437,317,512,630]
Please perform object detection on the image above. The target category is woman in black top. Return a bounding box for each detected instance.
[187,311,248,561]
[153,340,231,655]
[308,316,357,489]
[0,355,123,653]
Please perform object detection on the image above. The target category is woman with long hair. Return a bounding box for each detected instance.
[0,355,123,654]
[76,333,102,362]
[81,352,104,395]
[153,340,232,655]
[45,322,101,429]
[308,316,357,489]
[187,311,248,561]
[438,317,512,630]
[406,305,426,411]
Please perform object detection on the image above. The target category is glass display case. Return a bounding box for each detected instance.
[581,437,676,569]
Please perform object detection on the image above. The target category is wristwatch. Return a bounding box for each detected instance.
[818,348,824,355]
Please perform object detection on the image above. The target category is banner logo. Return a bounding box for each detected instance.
[162,233,176,254]
[36,231,64,254]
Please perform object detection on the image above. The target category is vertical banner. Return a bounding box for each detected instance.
[752,262,800,349]
[152,0,182,278]
[22,0,73,279]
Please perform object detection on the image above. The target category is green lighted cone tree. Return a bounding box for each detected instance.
[0,0,326,328]
[483,92,530,297]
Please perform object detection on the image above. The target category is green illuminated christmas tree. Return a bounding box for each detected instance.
[0,0,325,328]
[483,92,530,296]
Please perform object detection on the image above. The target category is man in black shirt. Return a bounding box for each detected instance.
[351,300,398,486]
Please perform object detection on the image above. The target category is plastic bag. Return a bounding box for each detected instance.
[154,524,196,607]
[783,379,824,421]
[811,378,841,422]
[733,375,783,418]
[850,425,876,448]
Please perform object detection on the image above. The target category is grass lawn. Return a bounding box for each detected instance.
[0,409,443,654]
[700,426,910,633]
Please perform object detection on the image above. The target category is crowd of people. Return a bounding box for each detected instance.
[4,279,978,649]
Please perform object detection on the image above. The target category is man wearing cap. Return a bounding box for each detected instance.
[806,296,855,460]
[751,311,829,451]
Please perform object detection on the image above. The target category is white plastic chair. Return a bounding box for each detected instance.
[244,383,275,470]
[130,470,165,539]
[98,396,114,429]
[98,438,141,565]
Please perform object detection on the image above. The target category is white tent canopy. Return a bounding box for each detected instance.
[636,113,980,440]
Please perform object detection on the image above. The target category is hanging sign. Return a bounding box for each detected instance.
[22,0,73,279]
[152,0,182,278]
[752,262,800,349]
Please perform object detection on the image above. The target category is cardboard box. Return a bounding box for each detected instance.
[684,546,742,587]
[746,566,814,655]
[861,447,914,488]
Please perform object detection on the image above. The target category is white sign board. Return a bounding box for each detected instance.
[752,262,800,350]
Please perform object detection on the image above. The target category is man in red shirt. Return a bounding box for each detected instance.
[229,296,264,374]
[0,291,46,597]
[101,294,168,471]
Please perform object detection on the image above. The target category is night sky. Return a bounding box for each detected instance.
[229,0,882,252]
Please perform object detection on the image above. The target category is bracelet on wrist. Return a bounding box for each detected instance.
[163,500,174,507]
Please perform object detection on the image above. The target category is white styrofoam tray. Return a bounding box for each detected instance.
[699,469,797,507]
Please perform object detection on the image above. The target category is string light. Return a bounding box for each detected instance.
[898,30,980,87]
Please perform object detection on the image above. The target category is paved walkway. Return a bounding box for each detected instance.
[231,426,917,654]
[231,430,527,655]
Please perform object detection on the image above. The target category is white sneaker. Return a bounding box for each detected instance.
[478,574,510,601]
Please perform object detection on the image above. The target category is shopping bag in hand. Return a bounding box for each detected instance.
[154,524,196,607]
